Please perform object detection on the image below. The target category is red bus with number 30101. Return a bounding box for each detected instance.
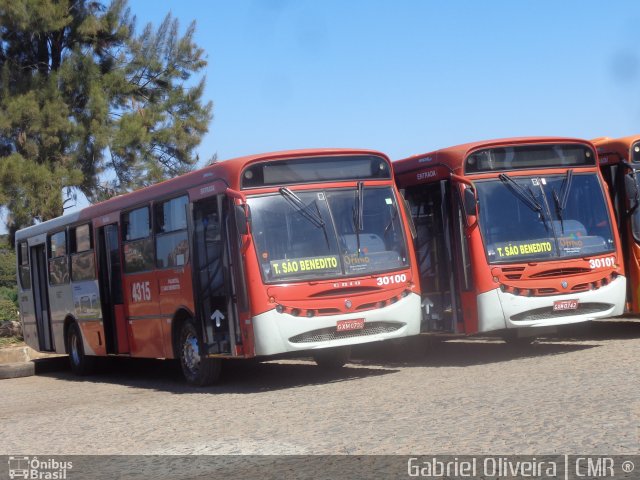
[394,137,626,342]
[15,149,422,385]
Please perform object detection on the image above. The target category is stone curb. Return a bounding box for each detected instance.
[0,361,35,379]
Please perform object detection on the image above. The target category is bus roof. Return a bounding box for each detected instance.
[16,148,387,241]
[393,136,595,175]
[593,135,640,158]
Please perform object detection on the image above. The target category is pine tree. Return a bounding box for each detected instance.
[0,0,212,244]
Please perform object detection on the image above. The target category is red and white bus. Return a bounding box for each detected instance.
[593,135,640,313]
[16,149,421,384]
[394,137,625,341]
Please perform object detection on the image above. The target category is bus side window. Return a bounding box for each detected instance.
[18,241,31,289]
[155,196,189,269]
[70,224,96,282]
[48,230,69,285]
[122,206,154,273]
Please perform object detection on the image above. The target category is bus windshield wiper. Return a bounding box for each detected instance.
[353,182,365,255]
[279,187,325,228]
[552,169,573,234]
[357,181,364,231]
[498,173,543,213]
[499,173,552,231]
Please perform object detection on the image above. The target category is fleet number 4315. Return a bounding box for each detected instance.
[131,281,151,303]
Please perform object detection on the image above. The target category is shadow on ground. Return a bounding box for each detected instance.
[352,319,640,368]
[33,355,398,394]
[30,319,639,392]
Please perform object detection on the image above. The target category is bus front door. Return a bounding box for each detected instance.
[406,180,461,333]
[97,224,128,354]
[191,196,236,355]
[31,244,54,351]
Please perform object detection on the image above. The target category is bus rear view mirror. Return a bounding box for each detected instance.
[463,187,478,216]
[625,173,639,211]
[235,204,250,235]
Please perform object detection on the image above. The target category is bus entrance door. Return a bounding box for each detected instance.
[406,180,461,333]
[31,244,54,351]
[97,224,128,354]
[192,196,235,355]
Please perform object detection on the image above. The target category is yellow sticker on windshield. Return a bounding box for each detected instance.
[270,255,340,276]
[496,241,553,258]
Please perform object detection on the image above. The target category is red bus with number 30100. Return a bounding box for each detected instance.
[394,137,626,342]
[15,149,422,385]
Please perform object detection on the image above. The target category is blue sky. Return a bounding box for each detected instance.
[5,1,640,230]
[131,0,640,163]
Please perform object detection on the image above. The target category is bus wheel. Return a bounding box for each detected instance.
[67,322,95,375]
[178,320,221,386]
[502,330,536,346]
[313,346,351,369]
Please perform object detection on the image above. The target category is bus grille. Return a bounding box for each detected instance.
[510,303,612,322]
[289,321,403,344]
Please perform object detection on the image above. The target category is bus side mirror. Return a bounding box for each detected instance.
[234,204,251,235]
[463,187,478,216]
[625,173,639,210]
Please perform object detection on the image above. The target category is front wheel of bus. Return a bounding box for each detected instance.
[178,320,222,386]
[67,322,95,376]
[502,330,536,347]
[313,346,351,369]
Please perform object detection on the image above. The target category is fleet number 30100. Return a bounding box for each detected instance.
[376,273,407,286]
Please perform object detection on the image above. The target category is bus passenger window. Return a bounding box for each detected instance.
[70,224,96,282]
[48,231,69,285]
[122,206,154,273]
[18,241,31,289]
[155,196,189,269]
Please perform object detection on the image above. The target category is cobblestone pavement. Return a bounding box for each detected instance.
[1,320,638,455]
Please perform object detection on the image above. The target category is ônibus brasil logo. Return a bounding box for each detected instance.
[8,456,73,479]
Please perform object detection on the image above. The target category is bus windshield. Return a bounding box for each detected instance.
[248,186,408,282]
[476,172,615,263]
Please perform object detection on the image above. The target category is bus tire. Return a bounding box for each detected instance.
[67,322,96,376]
[178,319,222,386]
[502,330,535,346]
[313,346,351,369]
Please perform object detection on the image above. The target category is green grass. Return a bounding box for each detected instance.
[0,336,24,348]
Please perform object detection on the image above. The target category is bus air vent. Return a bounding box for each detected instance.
[510,302,612,322]
[530,268,591,278]
[289,321,403,344]
[316,308,341,315]
[502,267,525,280]
[536,288,558,295]
[310,286,380,297]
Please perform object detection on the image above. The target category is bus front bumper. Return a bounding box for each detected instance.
[251,292,422,356]
[477,275,626,332]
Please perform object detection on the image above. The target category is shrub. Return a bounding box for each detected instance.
[0,297,19,324]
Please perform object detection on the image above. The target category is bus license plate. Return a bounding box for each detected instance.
[553,299,579,311]
[336,318,365,332]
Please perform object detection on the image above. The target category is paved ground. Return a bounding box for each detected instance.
[1,320,639,455]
